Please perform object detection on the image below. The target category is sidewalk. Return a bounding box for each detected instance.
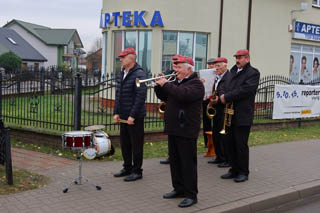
[1,139,320,213]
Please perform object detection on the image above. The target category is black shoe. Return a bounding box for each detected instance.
[218,162,230,168]
[208,159,224,164]
[234,174,248,183]
[160,158,170,164]
[178,198,197,208]
[113,169,131,177]
[124,173,142,182]
[221,171,237,179]
[163,190,184,199]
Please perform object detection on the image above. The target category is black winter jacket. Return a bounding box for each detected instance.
[224,62,260,126]
[113,63,147,119]
[155,72,204,139]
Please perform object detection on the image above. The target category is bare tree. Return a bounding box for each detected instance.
[89,37,103,54]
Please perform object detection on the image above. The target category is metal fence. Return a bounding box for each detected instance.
[1,67,320,133]
[0,119,13,185]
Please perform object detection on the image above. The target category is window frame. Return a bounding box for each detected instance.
[161,31,209,72]
[312,0,320,8]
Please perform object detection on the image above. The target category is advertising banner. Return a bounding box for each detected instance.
[273,85,320,119]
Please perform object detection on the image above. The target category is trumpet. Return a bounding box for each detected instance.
[219,102,234,135]
[206,82,218,119]
[136,73,176,87]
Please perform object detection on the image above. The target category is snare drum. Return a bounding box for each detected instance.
[62,131,93,149]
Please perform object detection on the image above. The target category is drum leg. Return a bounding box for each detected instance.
[62,149,102,193]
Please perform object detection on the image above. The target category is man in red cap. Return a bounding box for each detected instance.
[219,49,260,183]
[154,56,204,208]
[113,48,147,182]
[207,57,231,168]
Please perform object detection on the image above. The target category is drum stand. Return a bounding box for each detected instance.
[63,149,102,193]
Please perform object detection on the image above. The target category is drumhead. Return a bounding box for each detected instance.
[63,131,92,136]
[83,148,97,160]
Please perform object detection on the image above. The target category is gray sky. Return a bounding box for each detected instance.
[0,0,102,52]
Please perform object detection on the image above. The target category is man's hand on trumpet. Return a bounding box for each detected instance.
[155,73,168,87]
[127,116,135,125]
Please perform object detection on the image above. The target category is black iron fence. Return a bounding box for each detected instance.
[1,67,320,133]
[0,119,13,185]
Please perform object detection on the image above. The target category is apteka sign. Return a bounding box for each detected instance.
[294,21,320,42]
[100,10,164,28]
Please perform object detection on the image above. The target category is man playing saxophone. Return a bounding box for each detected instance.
[207,57,231,168]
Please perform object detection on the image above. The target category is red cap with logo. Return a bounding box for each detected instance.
[174,56,194,66]
[233,49,250,57]
[118,48,136,58]
[213,57,228,64]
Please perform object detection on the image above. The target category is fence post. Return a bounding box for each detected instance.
[74,73,82,130]
[0,72,2,119]
[5,127,13,185]
[298,80,304,128]
[40,67,45,93]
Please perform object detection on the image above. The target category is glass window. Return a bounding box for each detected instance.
[195,33,208,71]
[113,31,123,76]
[113,31,152,76]
[162,31,208,72]
[138,31,152,77]
[179,32,194,58]
[162,32,178,73]
[124,31,136,49]
[290,44,320,82]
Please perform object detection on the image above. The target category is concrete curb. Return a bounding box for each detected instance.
[198,179,320,213]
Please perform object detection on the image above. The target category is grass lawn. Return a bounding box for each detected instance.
[0,165,50,195]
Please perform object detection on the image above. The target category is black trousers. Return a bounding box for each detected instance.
[202,100,212,146]
[226,125,251,176]
[168,135,198,200]
[120,118,144,174]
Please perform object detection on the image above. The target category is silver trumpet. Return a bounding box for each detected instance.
[136,73,176,87]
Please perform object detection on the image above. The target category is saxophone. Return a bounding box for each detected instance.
[206,83,218,119]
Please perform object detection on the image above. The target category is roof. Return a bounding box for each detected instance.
[0,28,47,62]
[3,19,83,48]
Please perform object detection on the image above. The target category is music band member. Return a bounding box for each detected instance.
[201,58,215,148]
[155,56,204,208]
[113,48,147,182]
[160,54,181,165]
[207,57,231,168]
[220,49,260,183]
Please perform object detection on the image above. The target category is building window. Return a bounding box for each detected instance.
[312,0,320,7]
[290,44,320,83]
[113,31,152,77]
[162,31,208,73]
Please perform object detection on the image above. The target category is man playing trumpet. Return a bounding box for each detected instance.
[155,55,204,208]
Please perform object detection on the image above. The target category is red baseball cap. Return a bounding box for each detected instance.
[174,56,194,66]
[213,57,228,64]
[172,54,181,61]
[233,49,250,57]
[118,48,136,58]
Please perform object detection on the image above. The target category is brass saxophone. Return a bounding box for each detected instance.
[158,101,166,114]
[206,82,218,119]
[219,102,234,134]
